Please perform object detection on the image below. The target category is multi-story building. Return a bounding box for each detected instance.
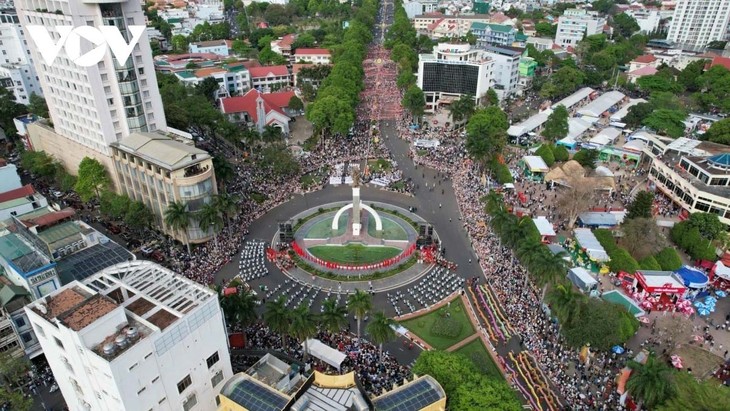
[110,132,217,244]
[470,23,517,47]
[189,40,230,57]
[249,65,291,91]
[417,42,494,113]
[175,65,251,98]
[667,0,730,51]
[0,184,48,220]
[14,0,168,173]
[0,283,36,358]
[641,135,730,226]
[555,9,607,47]
[403,0,439,19]
[292,48,331,64]
[626,8,662,34]
[25,260,233,411]
[0,9,42,104]
[270,34,296,62]
[483,45,523,100]
[220,89,295,134]
[413,13,492,38]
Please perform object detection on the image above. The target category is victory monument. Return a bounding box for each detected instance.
[332,168,382,236]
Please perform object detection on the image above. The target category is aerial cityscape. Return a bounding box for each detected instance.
[0,0,730,409]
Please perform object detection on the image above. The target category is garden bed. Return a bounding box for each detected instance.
[400,298,475,350]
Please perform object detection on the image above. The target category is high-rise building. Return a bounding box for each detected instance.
[0,9,43,104]
[667,0,730,51]
[13,0,167,169]
[25,260,232,411]
[555,9,607,48]
[483,45,523,101]
[417,42,494,113]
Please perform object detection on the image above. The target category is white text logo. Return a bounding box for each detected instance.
[26,25,145,67]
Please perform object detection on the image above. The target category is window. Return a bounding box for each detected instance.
[54,337,64,349]
[138,67,144,75]
[182,394,197,411]
[14,317,25,328]
[211,370,224,387]
[158,397,166,405]
[144,352,153,359]
[129,362,138,371]
[34,325,45,338]
[21,332,33,344]
[152,376,159,383]
[206,351,220,368]
[137,387,146,395]
[177,375,192,393]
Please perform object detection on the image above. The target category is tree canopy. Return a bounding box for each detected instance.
[543,105,569,141]
[465,107,508,164]
[703,118,730,145]
[563,298,639,350]
[626,190,654,219]
[74,157,111,202]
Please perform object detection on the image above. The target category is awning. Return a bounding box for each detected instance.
[533,216,556,237]
[523,155,549,173]
[574,228,610,262]
[635,271,687,294]
[567,267,597,292]
[713,261,730,281]
[302,339,347,370]
[675,266,709,288]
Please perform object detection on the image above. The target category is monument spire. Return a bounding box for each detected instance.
[351,168,362,236]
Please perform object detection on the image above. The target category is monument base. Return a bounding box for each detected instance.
[352,223,362,236]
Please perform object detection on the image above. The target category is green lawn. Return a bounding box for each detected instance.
[400,299,476,350]
[367,216,408,240]
[307,244,402,265]
[453,338,503,379]
[367,158,391,172]
[305,214,348,238]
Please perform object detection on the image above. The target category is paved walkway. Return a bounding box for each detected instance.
[445,333,479,352]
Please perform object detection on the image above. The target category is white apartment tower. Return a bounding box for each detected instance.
[13,0,167,156]
[667,0,730,51]
[24,261,233,411]
[0,9,43,104]
[417,42,494,113]
[555,9,607,48]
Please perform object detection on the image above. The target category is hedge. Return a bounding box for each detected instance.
[535,144,555,167]
[654,247,682,271]
[638,255,662,271]
[552,145,570,162]
[608,248,640,274]
[430,316,464,338]
[593,229,618,253]
[490,161,514,184]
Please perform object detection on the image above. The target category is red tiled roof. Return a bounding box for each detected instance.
[709,56,730,71]
[21,208,75,228]
[633,54,657,64]
[220,89,295,123]
[294,48,330,56]
[274,34,296,49]
[0,185,35,203]
[248,65,289,78]
[491,12,509,23]
[292,63,314,74]
[628,66,658,76]
[427,18,444,31]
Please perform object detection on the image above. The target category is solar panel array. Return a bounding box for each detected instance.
[372,379,443,411]
[229,379,289,411]
[57,243,133,284]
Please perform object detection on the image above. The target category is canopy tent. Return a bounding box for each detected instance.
[557,136,579,150]
[586,127,621,149]
[508,110,552,137]
[713,260,730,281]
[675,266,709,288]
[552,87,595,110]
[414,139,440,148]
[567,118,593,140]
[533,216,556,237]
[574,228,610,262]
[567,267,598,293]
[578,212,620,228]
[523,155,550,173]
[577,91,626,118]
[634,271,687,295]
[302,339,347,370]
[595,166,614,177]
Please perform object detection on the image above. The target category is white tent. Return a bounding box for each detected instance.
[588,127,621,148]
[714,261,730,281]
[533,216,556,237]
[302,339,347,370]
[577,91,626,118]
[567,267,598,293]
[574,228,610,262]
[523,155,550,173]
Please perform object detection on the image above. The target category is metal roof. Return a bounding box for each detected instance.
[577,91,626,118]
[113,132,209,171]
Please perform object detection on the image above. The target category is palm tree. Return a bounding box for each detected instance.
[242,128,261,154]
[262,125,282,144]
[212,156,234,190]
[164,201,192,253]
[534,251,570,299]
[320,298,348,334]
[213,192,239,224]
[218,288,258,329]
[546,283,586,327]
[626,353,676,409]
[347,289,372,341]
[366,311,397,359]
[449,94,476,125]
[516,240,545,268]
[482,191,504,215]
[197,202,224,248]
[489,209,514,238]
[264,297,290,348]
[289,303,318,360]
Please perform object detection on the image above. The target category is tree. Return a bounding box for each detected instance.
[654,247,683,271]
[0,387,32,411]
[486,88,499,106]
[451,377,522,411]
[402,84,425,122]
[412,350,481,395]
[219,288,258,328]
[264,296,291,348]
[650,92,685,112]
[543,105,569,141]
[540,66,585,99]
[611,13,640,38]
[213,192,238,224]
[320,298,348,334]
[396,70,416,90]
[27,93,49,118]
[366,311,397,359]
[288,95,304,112]
[289,303,317,359]
[347,289,372,340]
[0,86,28,135]
[677,59,706,92]
[546,284,586,328]
[553,145,570,162]
[687,212,725,240]
[563,298,639,350]
[572,149,599,169]
[465,107,508,164]
[657,371,730,411]
[171,34,189,53]
[557,174,598,229]
[637,75,681,94]
[197,202,224,247]
[704,118,730,145]
[449,95,476,124]
[212,156,234,189]
[626,191,654,219]
[164,201,193,253]
[535,144,555,166]
[0,352,29,391]
[620,217,667,260]
[74,157,110,202]
[623,102,654,128]
[196,77,221,103]
[306,95,354,143]
[642,109,686,138]
[626,353,676,409]
[639,255,662,270]
[124,201,154,230]
[535,22,557,37]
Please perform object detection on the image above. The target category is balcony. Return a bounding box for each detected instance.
[183,164,210,178]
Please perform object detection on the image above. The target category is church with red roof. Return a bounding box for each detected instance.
[219,89,296,134]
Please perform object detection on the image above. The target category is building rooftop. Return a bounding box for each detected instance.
[0,184,35,203]
[19,208,76,229]
[113,132,210,171]
[56,241,134,284]
[0,233,50,274]
[372,375,446,411]
[0,283,28,307]
[35,287,90,320]
[484,45,524,56]
[57,293,119,331]
[632,54,657,64]
[293,48,330,56]
[248,65,289,78]
[191,39,228,48]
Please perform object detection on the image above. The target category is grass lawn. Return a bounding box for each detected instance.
[305,214,348,238]
[308,244,402,265]
[453,338,503,379]
[300,172,323,189]
[367,158,391,173]
[250,192,267,204]
[367,216,408,240]
[400,299,476,350]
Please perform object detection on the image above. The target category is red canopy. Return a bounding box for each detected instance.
[224,287,238,296]
[635,271,686,294]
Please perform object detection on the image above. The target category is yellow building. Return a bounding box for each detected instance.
[110,132,217,243]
